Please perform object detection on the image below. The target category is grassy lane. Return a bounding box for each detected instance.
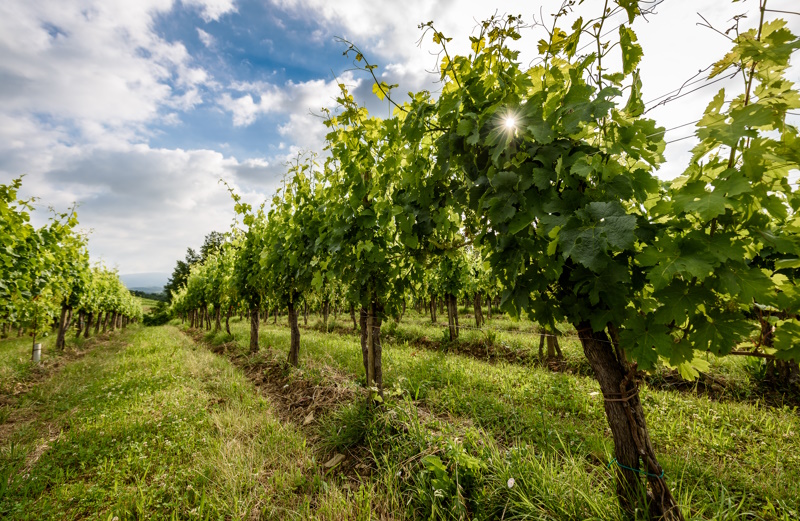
[201,316,799,520]
[0,325,373,520]
[373,312,786,404]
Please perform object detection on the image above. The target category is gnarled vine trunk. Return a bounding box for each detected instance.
[766,358,800,384]
[577,322,682,520]
[322,300,330,330]
[473,293,484,328]
[249,307,259,353]
[539,330,563,360]
[225,305,232,336]
[430,295,437,323]
[445,293,459,340]
[287,300,301,366]
[214,306,222,332]
[55,303,71,351]
[359,302,383,398]
[84,312,93,338]
[73,310,84,339]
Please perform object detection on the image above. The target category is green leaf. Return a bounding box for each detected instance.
[642,243,715,291]
[491,171,519,192]
[508,209,536,235]
[652,280,713,325]
[623,70,645,117]
[774,319,800,360]
[372,82,387,101]
[775,258,800,270]
[675,356,711,381]
[403,234,419,249]
[673,181,730,221]
[558,203,636,272]
[620,315,668,370]
[456,118,474,137]
[690,311,753,355]
[619,26,643,75]
[617,0,639,23]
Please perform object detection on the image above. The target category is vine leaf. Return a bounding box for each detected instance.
[619,26,643,75]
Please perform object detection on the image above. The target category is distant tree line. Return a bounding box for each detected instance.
[130,290,167,302]
[163,231,225,302]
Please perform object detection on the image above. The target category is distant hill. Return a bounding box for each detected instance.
[119,272,169,294]
[131,289,168,302]
[129,286,167,295]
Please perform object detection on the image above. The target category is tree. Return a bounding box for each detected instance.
[423,6,681,516]
[320,80,462,398]
[259,154,325,366]
[164,248,200,302]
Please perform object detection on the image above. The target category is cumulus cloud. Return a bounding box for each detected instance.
[0,0,218,142]
[219,86,289,126]
[197,28,216,48]
[217,73,362,153]
[0,0,251,272]
[28,143,280,272]
[183,0,237,22]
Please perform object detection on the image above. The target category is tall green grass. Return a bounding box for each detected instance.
[0,325,377,520]
[201,315,800,520]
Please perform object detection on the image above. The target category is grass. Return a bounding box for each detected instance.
[3,310,797,520]
[137,298,161,314]
[193,312,800,520]
[0,323,105,401]
[356,311,793,405]
[0,325,378,520]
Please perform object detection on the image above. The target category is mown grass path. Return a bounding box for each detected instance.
[0,326,371,520]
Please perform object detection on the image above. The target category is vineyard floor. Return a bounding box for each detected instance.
[0,326,373,520]
[194,313,800,520]
[307,311,800,408]
[1,318,798,520]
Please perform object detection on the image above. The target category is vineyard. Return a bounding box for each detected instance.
[2,0,800,519]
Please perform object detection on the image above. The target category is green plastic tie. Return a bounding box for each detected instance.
[607,458,665,479]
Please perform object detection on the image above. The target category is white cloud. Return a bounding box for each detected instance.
[219,87,289,126]
[183,0,236,22]
[197,27,215,48]
[0,0,216,142]
[0,0,251,273]
[16,142,279,272]
[218,73,361,153]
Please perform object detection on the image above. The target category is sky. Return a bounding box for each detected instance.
[1,0,798,276]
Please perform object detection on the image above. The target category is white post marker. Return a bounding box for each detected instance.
[32,343,42,363]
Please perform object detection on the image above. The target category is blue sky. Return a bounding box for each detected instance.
[1,0,798,277]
